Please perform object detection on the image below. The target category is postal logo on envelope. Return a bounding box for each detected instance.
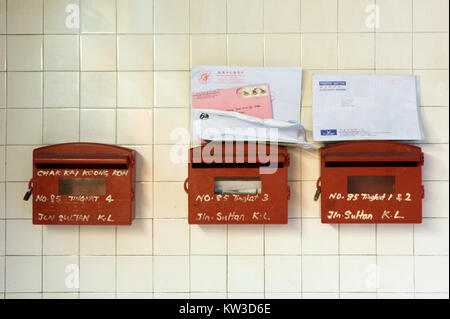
[318,81,347,91]
[197,70,211,84]
[192,84,273,119]
[320,129,338,136]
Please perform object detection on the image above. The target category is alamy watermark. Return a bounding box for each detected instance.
[169,126,282,175]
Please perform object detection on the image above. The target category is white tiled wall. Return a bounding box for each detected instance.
[0,0,448,299]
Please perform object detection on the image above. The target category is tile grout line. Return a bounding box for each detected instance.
[3,31,450,36]
[40,0,44,299]
[374,0,377,72]
[114,0,118,299]
[299,149,303,297]
[375,224,378,296]
[3,0,7,297]
[261,0,266,300]
[152,0,155,299]
[188,0,191,299]
[224,0,229,299]
[4,251,449,257]
[2,140,449,147]
[299,0,302,78]
[77,1,82,299]
[336,1,341,298]
[374,0,379,284]
[77,0,82,299]
[3,67,449,73]
[336,0,339,70]
[410,0,417,298]
[337,224,341,297]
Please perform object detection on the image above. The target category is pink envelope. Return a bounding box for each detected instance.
[192,83,273,119]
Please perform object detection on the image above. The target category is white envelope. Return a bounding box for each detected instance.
[192,108,311,147]
[312,74,424,141]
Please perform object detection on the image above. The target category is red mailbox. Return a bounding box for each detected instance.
[318,141,424,224]
[185,142,290,224]
[27,143,136,225]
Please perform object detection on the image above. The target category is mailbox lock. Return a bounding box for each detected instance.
[23,179,33,201]
[184,178,189,194]
[314,177,322,201]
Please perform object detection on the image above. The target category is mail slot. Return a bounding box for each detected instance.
[185,142,290,224]
[318,141,424,224]
[27,143,136,225]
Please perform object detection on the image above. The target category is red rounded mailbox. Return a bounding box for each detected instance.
[185,142,290,224]
[28,143,136,225]
[318,141,424,224]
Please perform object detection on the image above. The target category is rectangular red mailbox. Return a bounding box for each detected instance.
[29,143,136,225]
[319,141,424,224]
[185,142,290,224]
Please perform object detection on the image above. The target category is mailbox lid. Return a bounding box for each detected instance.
[190,142,289,165]
[34,142,135,165]
[321,140,423,165]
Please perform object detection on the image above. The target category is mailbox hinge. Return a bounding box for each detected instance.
[419,152,424,166]
[287,185,291,200]
[421,185,425,199]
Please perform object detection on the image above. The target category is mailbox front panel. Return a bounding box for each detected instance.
[31,143,135,225]
[320,141,424,224]
[186,143,290,224]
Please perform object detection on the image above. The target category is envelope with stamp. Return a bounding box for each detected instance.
[192,84,273,119]
[190,66,306,146]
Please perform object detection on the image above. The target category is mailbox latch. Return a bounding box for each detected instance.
[23,179,33,201]
[314,177,322,201]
